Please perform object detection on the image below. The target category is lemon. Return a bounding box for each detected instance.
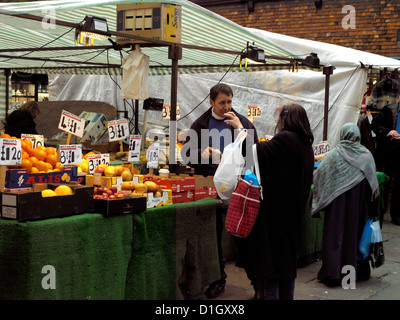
[41,189,57,197]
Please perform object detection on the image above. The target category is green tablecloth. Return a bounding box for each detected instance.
[0,197,220,300]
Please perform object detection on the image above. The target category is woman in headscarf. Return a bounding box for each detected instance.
[235,104,314,300]
[312,122,379,286]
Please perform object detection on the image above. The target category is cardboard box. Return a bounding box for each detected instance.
[5,166,78,190]
[116,3,182,45]
[194,187,218,201]
[1,183,94,222]
[79,111,109,145]
[172,190,194,204]
[194,175,217,201]
[94,196,146,215]
[146,189,172,208]
[156,175,195,192]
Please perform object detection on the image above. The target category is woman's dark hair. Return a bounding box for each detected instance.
[275,103,314,144]
[209,83,233,101]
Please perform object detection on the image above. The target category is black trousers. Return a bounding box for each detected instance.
[215,203,228,283]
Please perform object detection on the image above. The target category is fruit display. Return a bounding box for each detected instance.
[93,186,130,200]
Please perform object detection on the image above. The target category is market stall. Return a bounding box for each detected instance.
[0,197,220,300]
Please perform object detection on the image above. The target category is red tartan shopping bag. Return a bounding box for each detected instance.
[225,144,262,238]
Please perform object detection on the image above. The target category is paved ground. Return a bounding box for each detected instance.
[214,213,400,300]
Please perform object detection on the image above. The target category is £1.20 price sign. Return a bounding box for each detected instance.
[108,119,129,142]
[58,110,85,138]
[146,142,159,169]
[128,135,142,162]
[0,138,22,166]
[59,144,82,165]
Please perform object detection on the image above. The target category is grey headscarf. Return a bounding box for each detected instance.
[312,123,379,215]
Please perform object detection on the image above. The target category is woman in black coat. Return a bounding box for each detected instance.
[236,104,315,300]
[3,101,40,138]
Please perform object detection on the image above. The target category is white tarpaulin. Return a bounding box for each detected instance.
[49,28,400,147]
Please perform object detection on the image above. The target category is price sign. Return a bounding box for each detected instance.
[21,134,44,149]
[146,142,159,169]
[87,154,110,174]
[0,138,21,165]
[314,140,331,156]
[59,144,82,165]
[58,110,85,138]
[108,119,129,142]
[162,104,180,120]
[247,105,262,118]
[128,135,142,162]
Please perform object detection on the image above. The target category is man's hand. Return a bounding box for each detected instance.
[388,130,400,139]
[201,147,222,163]
[224,111,244,129]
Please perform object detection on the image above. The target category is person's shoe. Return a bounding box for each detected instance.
[205,282,225,299]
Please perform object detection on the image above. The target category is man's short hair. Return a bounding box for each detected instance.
[210,83,233,101]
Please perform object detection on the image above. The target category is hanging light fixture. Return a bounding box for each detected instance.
[75,15,110,46]
[245,42,265,63]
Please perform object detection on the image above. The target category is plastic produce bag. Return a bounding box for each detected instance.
[213,130,247,200]
[370,220,384,269]
[120,44,149,100]
[358,218,373,260]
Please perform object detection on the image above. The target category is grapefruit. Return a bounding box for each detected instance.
[54,185,73,196]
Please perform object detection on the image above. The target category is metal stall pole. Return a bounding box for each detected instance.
[168,44,182,174]
[323,65,334,141]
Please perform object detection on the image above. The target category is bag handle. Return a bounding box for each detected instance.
[252,143,263,200]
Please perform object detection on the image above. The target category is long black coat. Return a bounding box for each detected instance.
[4,110,37,138]
[236,130,314,280]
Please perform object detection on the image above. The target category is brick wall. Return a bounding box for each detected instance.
[198,0,400,58]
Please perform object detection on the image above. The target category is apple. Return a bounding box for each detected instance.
[116,193,124,199]
[121,170,133,181]
[94,194,102,199]
[106,189,113,196]
[114,165,125,176]
[109,186,118,194]
[97,188,104,195]
[95,166,105,175]
[109,195,116,200]
[102,193,109,199]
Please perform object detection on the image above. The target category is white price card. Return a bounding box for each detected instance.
[0,138,21,165]
[146,142,159,169]
[247,105,262,118]
[162,104,180,120]
[314,140,331,156]
[87,154,110,174]
[108,119,129,142]
[21,134,44,149]
[128,135,142,162]
[58,110,85,138]
[59,144,82,165]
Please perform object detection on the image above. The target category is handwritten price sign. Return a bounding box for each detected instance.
[146,142,159,169]
[128,135,142,162]
[21,134,44,149]
[162,104,180,120]
[59,144,82,165]
[58,110,85,138]
[247,105,262,118]
[108,119,129,142]
[87,154,110,174]
[0,139,21,165]
[314,141,331,156]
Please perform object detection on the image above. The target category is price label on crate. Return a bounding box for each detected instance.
[247,105,262,118]
[58,110,85,138]
[59,144,82,165]
[0,138,21,165]
[162,104,180,120]
[146,142,159,169]
[128,135,142,162]
[87,154,110,174]
[108,119,129,142]
[21,134,45,149]
[314,140,331,156]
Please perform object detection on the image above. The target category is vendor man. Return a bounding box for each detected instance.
[182,83,258,299]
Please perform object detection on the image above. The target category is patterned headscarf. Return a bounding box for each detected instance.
[312,123,379,215]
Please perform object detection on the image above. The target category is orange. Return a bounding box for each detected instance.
[0,133,10,139]
[30,167,40,173]
[28,148,36,157]
[35,160,48,172]
[45,147,56,155]
[54,185,73,196]
[45,162,53,171]
[29,156,39,167]
[22,151,29,159]
[45,154,57,167]
[20,159,32,172]
[54,162,64,170]
[34,148,47,161]
[23,139,33,150]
